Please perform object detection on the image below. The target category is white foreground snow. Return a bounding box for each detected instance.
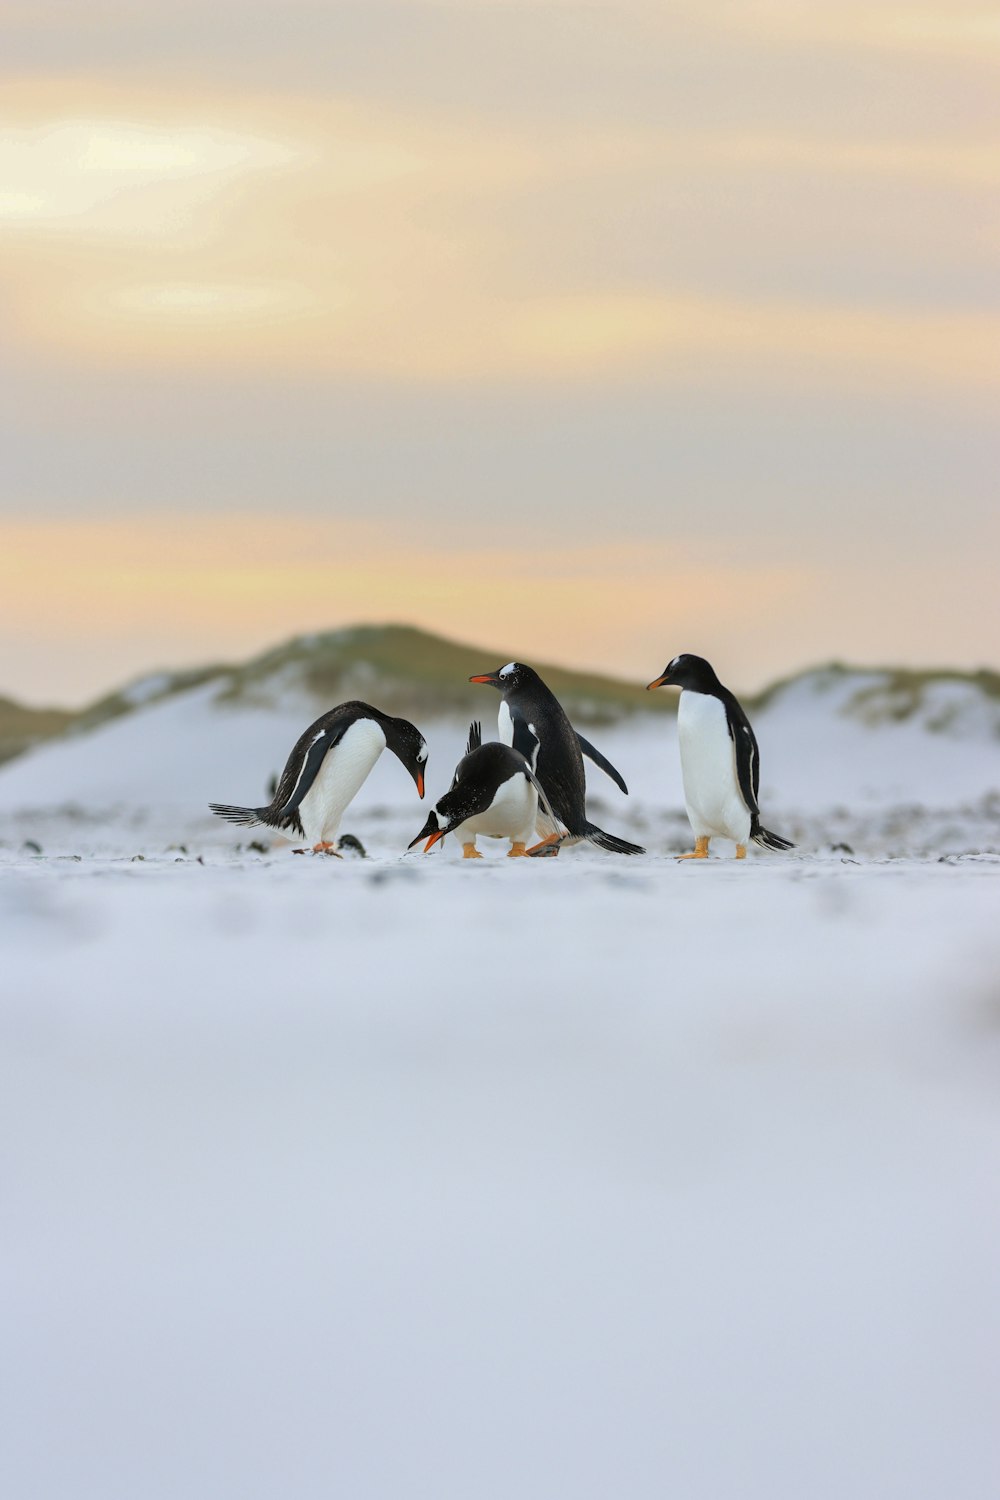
[1,690,999,1499]
[1,846,999,1500]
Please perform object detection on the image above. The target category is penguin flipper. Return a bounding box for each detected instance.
[466,721,482,755]
[576,733,629,795]
[723,696,761,816]
[509,707,540,772]
[275,722,350,824]
[518,758,562,834]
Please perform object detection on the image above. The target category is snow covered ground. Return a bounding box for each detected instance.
[1,695,999,1498]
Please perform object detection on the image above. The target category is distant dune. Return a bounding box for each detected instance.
[14,624,671,746]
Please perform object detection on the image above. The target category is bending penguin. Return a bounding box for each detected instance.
[210,700,427,854]
[409,722,557,859]
[646,654,793,860]
[469,662,644,856]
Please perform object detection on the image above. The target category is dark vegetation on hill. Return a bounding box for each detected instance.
[212,624,670,723]
[0,696,75,767]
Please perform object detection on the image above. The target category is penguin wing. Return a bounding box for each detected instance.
[274,720,352,823]
[508,704,541,772]
[723,696,761,817]
[575,732,629,796]
[517,758,563,833]
[466,720,482,755]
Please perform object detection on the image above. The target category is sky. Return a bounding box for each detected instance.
[1,0,997,706]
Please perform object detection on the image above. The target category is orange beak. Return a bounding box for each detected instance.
[416,770,425,798]
[646,674,668,691]
[423,829,444,852]
[469,674,496,685]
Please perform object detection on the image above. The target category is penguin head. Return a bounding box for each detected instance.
[647,654,720,693]
[469,661,529,693]
[383,715,429,797]
[408,770,487,850]
[408,806,445,852]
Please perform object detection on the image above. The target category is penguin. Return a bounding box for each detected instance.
[469,662,644,856]
[408,722,557,859]
[210,700,427,854]
[646,654,793,860]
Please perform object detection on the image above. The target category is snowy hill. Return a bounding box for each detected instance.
[757,662,1000,739]
[61,623,669,737]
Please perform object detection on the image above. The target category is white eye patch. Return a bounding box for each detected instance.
[499,662,517,678]
[417,744,428,763]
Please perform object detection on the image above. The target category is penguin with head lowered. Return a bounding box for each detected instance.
[210,700,427,853]
[409,722,556,859]
[469,662,644,856]
[647,654,793,860]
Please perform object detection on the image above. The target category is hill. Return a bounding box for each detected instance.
[205,623,670,723]
[756,662,1000,738]
[49,623,671,744]
[0,695,75,767]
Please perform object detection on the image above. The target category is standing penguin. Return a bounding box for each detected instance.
[646,654,793,860]
[210,700,427,854]
[469,662,644,856]
[408,722,557,859]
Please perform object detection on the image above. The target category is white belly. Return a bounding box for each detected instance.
[677,690,751,843]
[498,700,514,747]
[296,717,386,843]
[452,772,537,846]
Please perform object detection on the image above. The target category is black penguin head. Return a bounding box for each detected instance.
[647,654,721,693]
[383,715,428,797]
[408,757,503,850]
[407,806,445,852]
[469,661,530,694]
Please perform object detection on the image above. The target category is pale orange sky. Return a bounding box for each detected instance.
[1,1,997,704]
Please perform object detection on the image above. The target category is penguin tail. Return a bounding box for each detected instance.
[209,802,267,828]
[583,821,646,856]
[750,818,794,852]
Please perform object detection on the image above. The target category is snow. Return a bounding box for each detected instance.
[119,670,174,707]
[1,853,999,1499]
[1,688,999,1499]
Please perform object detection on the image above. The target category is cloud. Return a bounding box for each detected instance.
[0,73,996,390]
[500,292,1000,388]
[0,117,300,246]
[724,3,1000,61]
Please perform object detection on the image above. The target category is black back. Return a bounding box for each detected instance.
[721,692,761,819]
[440,741,527,828]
